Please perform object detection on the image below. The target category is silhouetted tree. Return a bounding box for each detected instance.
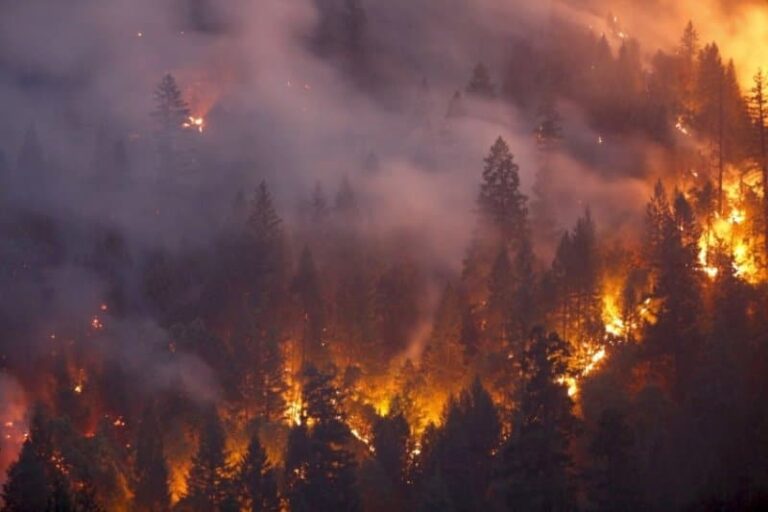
[466,63,495,98]
[2,440,49,512]
[184,408,231,511]
[133,406,170,512]
[494,329,576,511]
[238,434,279,512]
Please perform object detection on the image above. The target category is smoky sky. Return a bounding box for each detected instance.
[0,0,762,357]
[1,0,753,246]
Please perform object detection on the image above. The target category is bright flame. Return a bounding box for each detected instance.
[182,116,205,133]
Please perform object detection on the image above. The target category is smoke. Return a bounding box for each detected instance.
[0,0,765,474]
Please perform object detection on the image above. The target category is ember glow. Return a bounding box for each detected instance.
[2,0,768,510]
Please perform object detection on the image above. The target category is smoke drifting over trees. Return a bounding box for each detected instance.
[2,0,768,510]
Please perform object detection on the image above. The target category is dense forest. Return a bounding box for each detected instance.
[1,0,768,510]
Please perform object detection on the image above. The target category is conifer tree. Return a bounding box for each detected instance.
[184,408,231,511]
[477,137,529,249]
[532,97,563,245]
[423,378,500,511]
[133,406,170,512]
[495,328,576,511]
[238,434,279,512]
[287,365,360,512]
[466,63,495,98]
[678,21,700,119]
[291,246,326,366]
[248,180,282,247]
[2,439,50,512]
[152,73,191,178]
[372,412,409,488]
[645,186,702,395]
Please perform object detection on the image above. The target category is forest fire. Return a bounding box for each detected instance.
[182,116,205,133]
[4,2,768,511]
[694,172,764,283]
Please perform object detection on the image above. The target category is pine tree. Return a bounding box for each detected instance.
[423,378,500,511]
[248,180,282,246]
[184,408,231,511]
[495,328,576,511]
[645,186,702,396]
[291,246,327,366]
[259,327,288,423]
[133,406,170,512]
[477,137,529,250]
[152,74,191,178]
[2,439,50,512]
[695,43,726,209]
[287,365,360,512]
[238,434,279,512]
[466,63,495,98]
[511,234,537,344]
[677,21,699,119]
[244,180,286,319]
[550,209,603,360]
[532,97,563,246]
[485,247,515,352]
[372,412,409,491]
[152,74,190,134]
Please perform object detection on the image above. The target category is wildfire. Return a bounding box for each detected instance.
[182,116,205,133]
[695,174,762,284]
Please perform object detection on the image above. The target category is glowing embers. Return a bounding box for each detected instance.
[182,116,205,133]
